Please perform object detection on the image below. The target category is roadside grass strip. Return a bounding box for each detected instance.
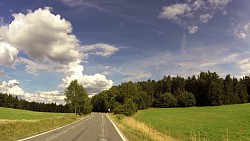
[110,114,177,141]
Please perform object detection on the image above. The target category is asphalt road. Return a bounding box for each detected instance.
[20,113,125,141]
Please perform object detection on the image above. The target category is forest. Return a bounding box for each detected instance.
[91,71,250,115]
[0,93,70,113]
[1,71,250,116]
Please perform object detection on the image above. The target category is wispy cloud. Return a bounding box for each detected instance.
[80,43,119,57]
[0,17,4,26]
[200,13,213,23]
[188,25,199,34]
[159,3,192,20]
[159,0,232,34]
[112,39,250,80]
[234,23,250,39]
[181,33,187,54]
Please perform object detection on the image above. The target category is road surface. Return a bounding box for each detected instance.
[19,113,126,141]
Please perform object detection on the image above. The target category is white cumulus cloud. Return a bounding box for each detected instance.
[0,42,18,66]
[0,7,117,102]
[0,7,82,64]
[0,79,25,96]
[60,61,113,95]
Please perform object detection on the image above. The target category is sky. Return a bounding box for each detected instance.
[0,0,250,104]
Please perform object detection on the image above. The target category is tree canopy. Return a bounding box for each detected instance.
[64,80,92,115]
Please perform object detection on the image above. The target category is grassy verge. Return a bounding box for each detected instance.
[109,114,177,141]
[133,104,250,141]
[0,107,82,141]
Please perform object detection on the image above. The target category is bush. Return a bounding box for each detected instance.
[123,99,138,116]
[177,91,196,107]
[155,93,177,108]
[113,104,125,115]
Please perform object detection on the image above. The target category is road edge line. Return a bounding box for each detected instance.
[105,114,128,141]
[18,114,93,141]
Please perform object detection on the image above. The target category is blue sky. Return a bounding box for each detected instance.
[0,0,250,104]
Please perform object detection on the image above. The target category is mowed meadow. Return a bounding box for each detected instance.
[133,104,250,141]
[0,107,80,141]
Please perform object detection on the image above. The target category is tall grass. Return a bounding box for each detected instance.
[110,114,177,141]
[123,116,177,141]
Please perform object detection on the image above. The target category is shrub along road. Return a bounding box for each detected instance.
[19,113,126,141]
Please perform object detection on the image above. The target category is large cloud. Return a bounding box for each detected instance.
[0,7,116,103]
[0,7,81,64]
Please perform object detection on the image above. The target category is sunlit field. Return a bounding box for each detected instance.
[133,104,250,141]
[0,107,80,141]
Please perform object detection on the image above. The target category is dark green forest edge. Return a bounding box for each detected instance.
[0,80,92,115]
[1,71,250,116]
[91,71,250,116]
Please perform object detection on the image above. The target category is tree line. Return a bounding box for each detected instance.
[0,93,70,113]
[91,71,250,115]
[0,80,93,115]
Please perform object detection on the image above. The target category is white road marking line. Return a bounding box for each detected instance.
[105,114,128,141]
[99,137,108,141]
[42,130,68,141]
[99,114,105,137]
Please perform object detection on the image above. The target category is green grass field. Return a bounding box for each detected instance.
[133,104,250,141]
[0,107,66,120]
[0,107,81,141]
